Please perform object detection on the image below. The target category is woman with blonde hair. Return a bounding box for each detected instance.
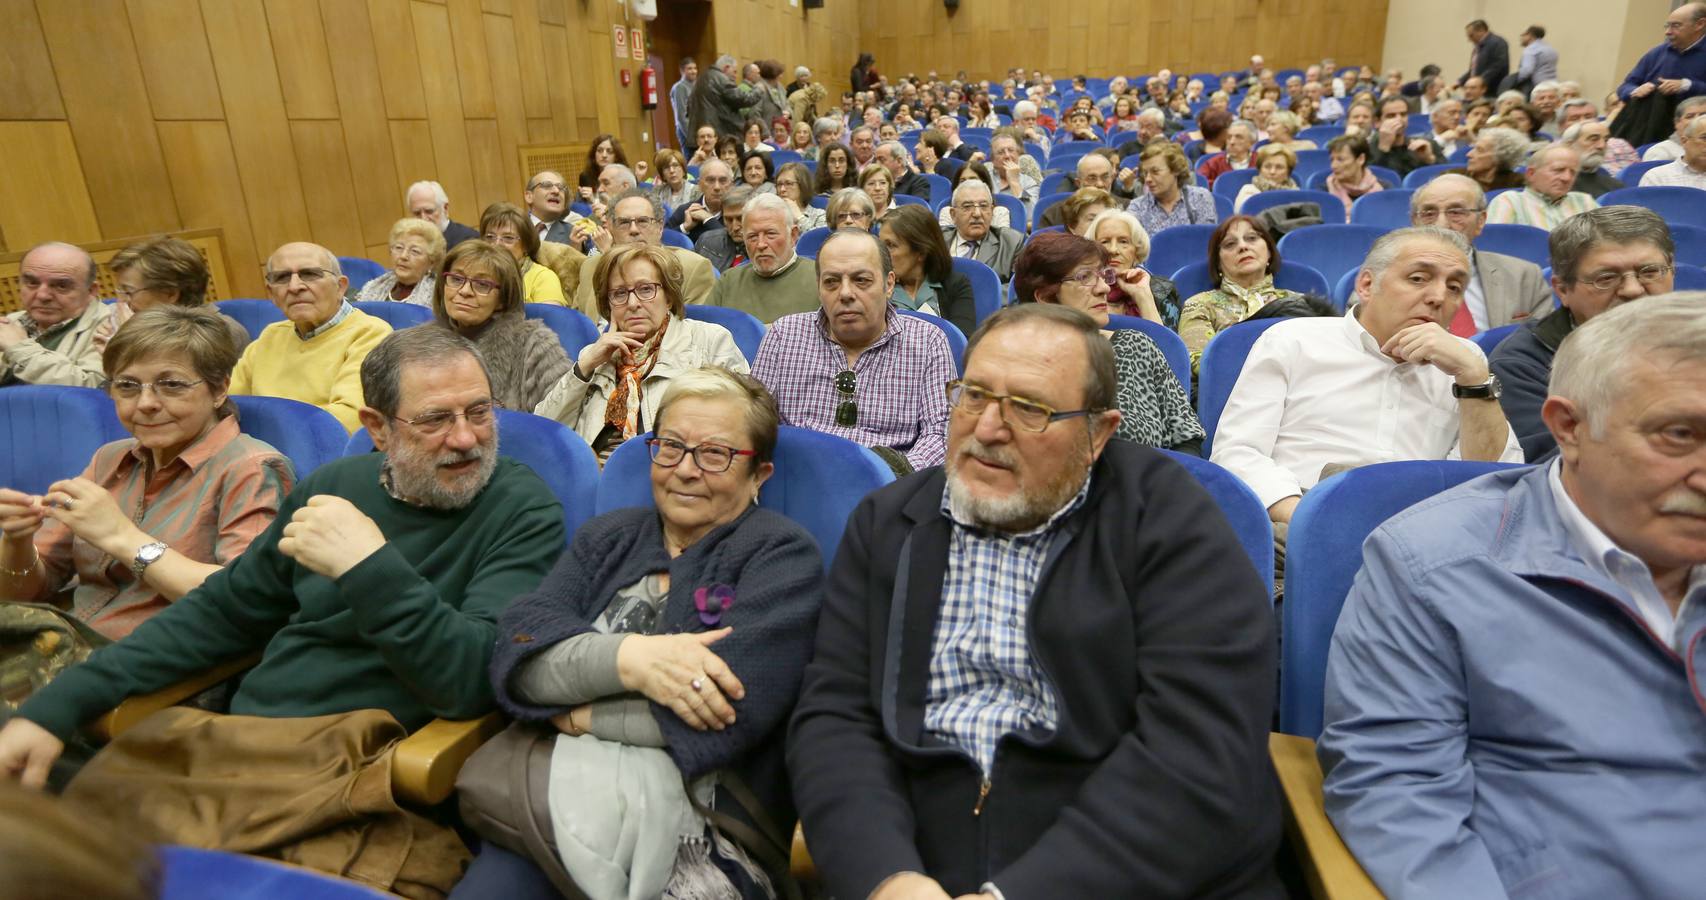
[353,218,446,306]
[1234,144,1300,213]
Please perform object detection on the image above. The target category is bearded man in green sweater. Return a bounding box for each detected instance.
[0,326,567,787]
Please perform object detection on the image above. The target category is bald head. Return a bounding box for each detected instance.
[18,242,98,328]
[264,242,349,331]
[1410,174,1488,241]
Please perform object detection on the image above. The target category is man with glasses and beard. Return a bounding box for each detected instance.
[788,303,1283,899]
[0,328,565,886]
[750,229,954,474]
[229,242,392,432]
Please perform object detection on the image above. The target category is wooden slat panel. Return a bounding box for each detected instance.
[156,122,265,297]
[0,0,64,119]
[126,0,223,120]
[481,0,511,13]
[464,119,509,214]
[0,122,101,247]
[411,0,478,216]
[367,0,428,118]
[536,0,565,27]
[483,12,530,199]
[539,23,581,137]
[289,120,366,256]
[266,0,341,119]
[527,116,557,144]
[389,120,439,202]
[200,0,311,261]
[448,0,496,118]
[320,0,404,248]
[509,0,551,118]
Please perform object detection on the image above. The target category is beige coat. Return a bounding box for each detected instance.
[532,316,749,454]
[2,301,115,388]
[569,245,717,321]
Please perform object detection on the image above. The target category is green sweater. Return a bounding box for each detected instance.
[19,453,566,741]
[705,255,820,324]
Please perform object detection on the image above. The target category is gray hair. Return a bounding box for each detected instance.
[1549,293,1706,438]
[1084,209,1150,261]
[951,178,993,205]
[713,54,736,70]
[742,190,797,230]
[1225,120,1257,140]
[1676,96,1706,121]
[1477,127,1531,169]
[656,367,782,464]
[826,186,876,221]
[1524,142,1576,169]
[264,242,341,278]
[795,66,810,78]
[1409,173,1486,218]
[404,180,449,209]
[1360,226,1470,285]
[1685,116,1706,140]
[360,326,491,419]
[699,158,733,181]
[608,188,665,223]
[721,184,756,211]
[819,227,893,278]
[1013,100,1037,117]
[1137,107,1166,126]
[600,164,637,190]
[1561,98,1595,117]
[876,140,910,162]
[1549,205,1673,283]
[1496,89,1527,107]
[813,117,841,140]
[1530,80,1561,98]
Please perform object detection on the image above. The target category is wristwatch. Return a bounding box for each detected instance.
[131,541,168,576]
[1452,374,1502,401]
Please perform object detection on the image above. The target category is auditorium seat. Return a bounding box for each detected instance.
[1277,224,1388,292]
[1597,186,1706,228]
[337,257,387,287]
[897,309,966,374]
[1401,163,1457,188]
[1471,323,1519,355]
[1160,450,1274,597]
[684,304,767,364]
[229,396,349,477]
[350,301,433,330]
[1348,189,1414,229]
[1170,260,1331,304]
[661,229,694,250]
[1475,223,1551,268]
[524,303,600,360]
[951,256,1005,326]
[1195,318,1287,457]
[1106,314,1190,396]
[215,300,287,340]
[0,386,128,495]
[1240,189,1347,225]
[795,226,832,258]
[1146,224,1218,281]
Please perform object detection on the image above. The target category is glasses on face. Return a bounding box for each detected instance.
[482,232,520,246]
[390,243,427,259]
[834,369,858,427]
[614,216,659,230]
[263,267,333,288]
[608,282,662,307]
[1413,205,1484,224]
[1063,267,1117,289]
[946,380,1098,433]
[954,200,993,212]
[108,377,205,399]
[390,401,498,437]
[444,272,500,296]
[836,211,872,225]
[1574,264,1673,292]
[647,437,754,473]
[113,285,152,300]
[529,180,567,192]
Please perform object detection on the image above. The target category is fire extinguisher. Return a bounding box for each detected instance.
[641,64,658,110]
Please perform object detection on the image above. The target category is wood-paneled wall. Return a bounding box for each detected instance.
[713,0,862,93]
[854,0,1389,83]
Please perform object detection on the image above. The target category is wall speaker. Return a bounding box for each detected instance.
[803,0,824,8]
[945,0,960,8]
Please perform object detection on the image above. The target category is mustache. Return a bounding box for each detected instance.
[956,435,1018,468]
[437,448,484,467]
[1659,490,1706,516]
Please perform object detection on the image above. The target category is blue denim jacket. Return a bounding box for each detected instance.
[1318,465,1706,899]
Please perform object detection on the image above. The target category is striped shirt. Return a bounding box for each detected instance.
[32,416,294,640]
[751,306,956,468]
[1638,159,1706,189]
[1485,187,1600,231]
[924,475,1092,773]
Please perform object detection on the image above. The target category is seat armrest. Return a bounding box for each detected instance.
[1269,733,1382,900]
[88,653,262,742]
[392,711,507,807]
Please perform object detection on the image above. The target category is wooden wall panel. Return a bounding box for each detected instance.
[126,0,223,120]
[267,0,342,119]
[483,12,530,196]
[288,120,366,258]
[448,0,497,118]
[464,120,510,214]
[0,122,101,249]
[320,0,405,247]
[411,1,479,211]
[156,122,265,296]
[0,0,64,120]
[389,120,439,202]
[368,0,429,118]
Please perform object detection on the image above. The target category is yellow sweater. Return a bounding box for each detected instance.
[228,309,392,432]
[522,259,568,305]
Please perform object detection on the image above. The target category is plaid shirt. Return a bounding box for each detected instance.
[751,307,955,468]
[923,475,1092,774]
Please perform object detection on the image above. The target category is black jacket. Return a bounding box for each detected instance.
[1462,33,1511,90]
[1573,168,1625,198]
[895,171,934,202]
[689,67,747,138]
[1490,305,1575,462]
[787,442,1283,899]
[933,269,977,337]
[445,220,479,249]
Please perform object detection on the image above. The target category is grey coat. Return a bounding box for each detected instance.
[1475,250,1553,328]
[940,224,1023,281]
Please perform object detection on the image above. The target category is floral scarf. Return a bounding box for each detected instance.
[603,316,670,440]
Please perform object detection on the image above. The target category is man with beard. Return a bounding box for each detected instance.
[788,302,1283,898]
[1562,120,1625,197]
[0,326,564,813]
[704,193,819,323]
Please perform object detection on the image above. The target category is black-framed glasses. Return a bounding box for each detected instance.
[945,380,1100,433]
[444,273,500,296]
[608,282,662,307]
[1573,264,1674,292]
[389,401,499,437]
[263,267,333,288]
[646,437,754,473]
[107,377,205,399]
[834,369,857,427]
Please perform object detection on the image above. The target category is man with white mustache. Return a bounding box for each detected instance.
[789,303,1283,899]
[1320,293,1706,899]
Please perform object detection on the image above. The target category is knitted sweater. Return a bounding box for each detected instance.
[704,256,821,324]
[229,310,391,432]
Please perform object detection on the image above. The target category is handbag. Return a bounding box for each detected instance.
[0,603,108,713]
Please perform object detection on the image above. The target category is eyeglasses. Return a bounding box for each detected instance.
[1573,264,1673,292]
[113,285,152,300]
[835,211,872,225]
[647,437,755,473]
[263,267,333,288]
[108,377,205,399]
[482,232,521,246]
[444,272,500,296]
[390,243,428,259]
[608,282,662,306]
[954,201,993,211]
[1412,206,1485,223]
[946,380,1099,433]
[613,216,659,229]
[390,401,498,437]
[1063,267,1118,289]
[528,180,567,192]
[834,369,858,427]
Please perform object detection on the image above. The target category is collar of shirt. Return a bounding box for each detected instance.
[19,311,78,342]
[297,300,354,341]
[1342,305,1403,362]
[759,251,800,278]
[1547,459,1706,650]
[813,302,898,358]
[123,414,241,475]
[950,231,983,255]
[1523,187,1573,208]
[1682,34,1706,55]
[941,468,1094,538]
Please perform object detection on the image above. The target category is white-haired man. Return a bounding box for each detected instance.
[875,141,931,201]
[1640,114,1706,188]
[1640,95,1706,162]
[1486,144,1601,230]
[405,181,478,249]
[942,180,1022,281]
[1562,120,1625,197]
[0,242,114,388]
[1013,100,1051,155]
[704,192,818,323]
[1410,174,1553,335]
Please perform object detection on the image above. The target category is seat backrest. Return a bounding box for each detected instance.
[1401,163,1457,189]
[1106,314,1190,396]
[1298,125,1342,145]
[1367,166,1402,188]
[1196,317,1287,457]
[337,256,387,287]
[350,301,433,330]
[1039,172,1072,197]
[1146,224,1217,281]
[342,408,599,541]
[950,256,1004,326]
[661,229,694,250]
[1332,268,1360,311]
[683,305,767,364]
[214,300,287,340]
[1292,149,1332,183]
[1159,450,1274,598]
[1348,189,1415,229]
[1668,223,1706,268]
[993,194,1027,231]
[229,395,348,478]
[1475,223,1551,268]
[922,173,953,209]
[1471,323,1519,355]
[594,427,895,571]
[1212,193,1234,221]
[1673,263,1706,290]
[1598,185,1706,227]
[1406,113,1433,135]
[1273,261,1332,296]
[808,195,829,210]
[1276,224,1389,292]
[897,309,966,375]
[160,844,386,898]
[0,386,129,495]
[1617,159,1665,188]
[1213,167,1260,202]
[524,303,600,360]
[796,225,832,259]
[769,149,803,166]
[1241,189,1346,225]
[894,194,930,209]
[1282,460,1521,736]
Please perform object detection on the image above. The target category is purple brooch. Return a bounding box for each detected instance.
[694,584,735,627]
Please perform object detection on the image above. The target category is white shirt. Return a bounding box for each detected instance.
[1643,138,1683,162]
[1639,159,1706,189]
[1431,130,1461,158]
[1209,309,1523,508]
[1548,460,1702,651]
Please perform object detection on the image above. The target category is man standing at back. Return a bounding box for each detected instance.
[1460,19,1510,92]
[689,54,747,139]
[0,242,114,389]
[1507,25,1559,95]
[670,57,697,150]
[789,302,1282,898]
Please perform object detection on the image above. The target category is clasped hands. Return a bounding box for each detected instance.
[553,629,746,736]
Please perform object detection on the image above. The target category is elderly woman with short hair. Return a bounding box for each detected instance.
[0,306,292,646]
[354,218,446,307]
[429,240,569,412]
[1266,110,1315,151]
[1234,144,1301,213]
[108,236,249,352]
[856,163,897,216]
[1128,141,1218,234]
[651,149,699,211]
[535,243,748,464]
[1088,209,1181,328]
[825,187,878,232]
[480,202,569,306]
[461,368,823,897]
[774,161,826,231]
[1454,126,1529,192]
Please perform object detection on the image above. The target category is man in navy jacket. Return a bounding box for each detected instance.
[788,304,1282,899]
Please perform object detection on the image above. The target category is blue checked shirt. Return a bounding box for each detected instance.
[923,475,1092,774]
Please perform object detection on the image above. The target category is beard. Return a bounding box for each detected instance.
[1579,151,1605,171]
[945,433,1091,532]
[386,428,500,511]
